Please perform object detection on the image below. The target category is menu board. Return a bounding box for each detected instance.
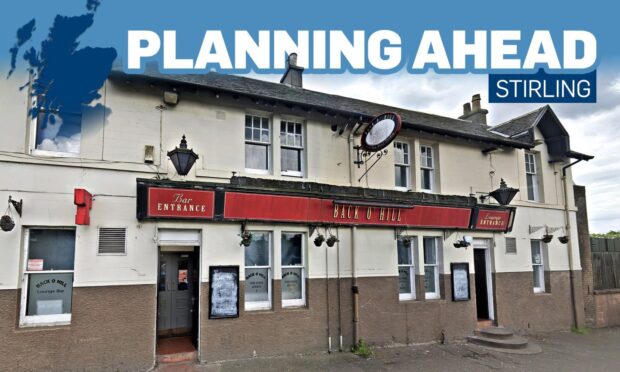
[451,263,470,301]
[209,266,239,319]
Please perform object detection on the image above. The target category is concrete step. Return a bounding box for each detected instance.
[468,335,529,350]
[156,350,197,364]
[475,326,514,340]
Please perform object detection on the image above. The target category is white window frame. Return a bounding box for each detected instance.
[244,231,273,311]
[525,152,540,202]
[244,114,271,175]
[394,141,411,191]
[423,237,441,300]
[420,145,435,192]
[281,232,306,308]
[29,94,81,158]
[398,237,416,301]
[531,240,545,293]
[19,227,75,327]
[280,120,305,177]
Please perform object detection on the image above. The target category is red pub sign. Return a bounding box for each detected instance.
[139,185,514,232]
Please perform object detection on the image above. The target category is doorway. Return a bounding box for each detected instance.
[473,239,494,322]
[157,247,200,355]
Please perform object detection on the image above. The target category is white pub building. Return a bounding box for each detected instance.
[0,56,592,371]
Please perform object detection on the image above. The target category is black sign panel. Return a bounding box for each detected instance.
[360,112,402,152]
[208,266,239,319]
[451,262,470,301]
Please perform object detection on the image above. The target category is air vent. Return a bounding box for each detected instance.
[505,237,517,254]
[98,227,127,255]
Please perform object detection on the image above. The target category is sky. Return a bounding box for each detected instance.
[247,68,619,234]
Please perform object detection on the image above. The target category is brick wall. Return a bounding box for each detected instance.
[574,185,596,326]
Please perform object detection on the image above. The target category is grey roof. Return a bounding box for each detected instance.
[111,68,532,149]
[490,106,548,137]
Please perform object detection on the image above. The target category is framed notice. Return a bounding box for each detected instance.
[450,262,470,301]
[208,266,239,319]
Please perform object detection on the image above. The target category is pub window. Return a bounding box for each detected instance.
[280,121,304,177]
[531,240,545,293]
[244,232,272,310]
[525,152,542,202]
[281,232,306,307]
[245,115,271,173]
[420,145,435,192]
[32,96,82,156]
[423,237,441,300]
[394,141,411,190]
[398,237,417,300]
[20,228,76,327]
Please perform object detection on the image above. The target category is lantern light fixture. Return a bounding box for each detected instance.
[167,135,199,176]
[479,178,519,206]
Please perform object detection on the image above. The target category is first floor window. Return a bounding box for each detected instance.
[280,121,304,177]
[525,152,541,202]
[34,107,82,155]
[245,115,271,173]
[423,237,441,299]
[420,145,435,192]
[394,141,411,190]
[398,237,416,300]
[531,240,545,293]
[244,232,272,310]
[20,228,76,327]
[281,232,306,307]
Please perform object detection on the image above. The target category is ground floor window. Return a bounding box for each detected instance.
[244,232,272,310]
[398,237,416,300]
[20,228,76,327]
[423,237,441,299]
[531,240,545,293]
[281,232,306,307]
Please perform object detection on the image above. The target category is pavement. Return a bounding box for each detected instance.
[156,327,620,372]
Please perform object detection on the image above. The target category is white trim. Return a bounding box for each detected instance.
[531,240,546,293]
[423,237,440,300]
[281,232,306,308]
[244,231,273,311]
[397,237,416,301]
[473,239,496,320]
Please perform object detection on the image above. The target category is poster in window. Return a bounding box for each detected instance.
[451,263,470,301]
[209,266,239,319]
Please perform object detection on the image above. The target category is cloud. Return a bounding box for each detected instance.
[246,67,620,233]
[38,133,81,154]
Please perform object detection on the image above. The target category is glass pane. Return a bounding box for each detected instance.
[532,267,542,288]
[397,240,412,265]
[261,118,269,130]
[527,174,536,200]
[424,266,436,293]
[245,143,268,170]
[399,266,412,294]
[294,134,302,147]
[394,145,404,164]
[252,128,260,141]
[27,273,73,315]
[245,232,270,266]
[282,267,302,300]
[245,115,252,127]
[177,259,189,291]
[158,261,166,292]
[281,148,301,172]
[295,123,302,134]
[245,268,269,302]
[35,111,81,154]
[281,121,286,133]
[395,165,408,188]
[281,233,303,266]
[422,169,432,190]
[28,229,75,271]
[531,242,542,264]
[261,129,270,142]
[423,238,436,264]
[245,127,252,140]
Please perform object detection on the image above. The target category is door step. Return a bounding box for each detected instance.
[157,336,197,365]
[468,326,542,354]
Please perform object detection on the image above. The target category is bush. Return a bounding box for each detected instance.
[351,339,373,358]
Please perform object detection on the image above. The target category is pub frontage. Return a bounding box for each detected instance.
[0,57,591,371]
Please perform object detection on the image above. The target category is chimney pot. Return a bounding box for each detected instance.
[289,53,298,67]
[280,53,304,88]
[463,102,471,116]
[471,94,481,110]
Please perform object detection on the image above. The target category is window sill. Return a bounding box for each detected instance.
[394,187,411,192]
[399,296,418,303]
[282,301,306,309]
[19,314,72,328]
[281,172,304,178]
[31,149,80,158]
[425,294,441,301]
[533,289,548,295]
[244,168,271,175]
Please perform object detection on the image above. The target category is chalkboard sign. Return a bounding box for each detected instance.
[209,266,239,319]
[451,262,470,301]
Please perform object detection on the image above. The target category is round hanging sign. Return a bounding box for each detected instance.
[360,112,402,152]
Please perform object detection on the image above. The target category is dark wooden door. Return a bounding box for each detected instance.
[474,249,489,319]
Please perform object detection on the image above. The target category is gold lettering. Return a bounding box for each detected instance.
[367,208,372,220]
[333,205,339,218]
[397,209,401,221]
[157,203,162,211]
[379,208,385,221]
[354,206,359,219]
[341,207,346,219]
[347,206,352,219]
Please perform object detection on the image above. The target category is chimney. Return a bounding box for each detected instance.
[458,94,489,125]
[280,53,304,88]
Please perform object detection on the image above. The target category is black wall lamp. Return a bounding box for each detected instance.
[239,221,252,247]
[1,196,22,232]
[479,179,520,206]
[167,135,199,176]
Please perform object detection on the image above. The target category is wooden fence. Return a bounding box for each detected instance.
[591,237,620,290]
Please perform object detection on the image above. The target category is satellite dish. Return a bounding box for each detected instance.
[360,112,402,152]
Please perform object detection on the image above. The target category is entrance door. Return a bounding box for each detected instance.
[474,249,489,319]
[473,239,495,321]
[158,252,196,336]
